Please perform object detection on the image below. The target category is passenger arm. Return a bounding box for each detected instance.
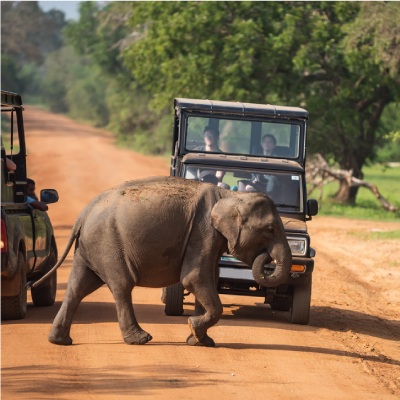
[29,200,49,212]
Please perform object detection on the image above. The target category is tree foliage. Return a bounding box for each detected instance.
[123,1,400,202]
[1,1,65,65]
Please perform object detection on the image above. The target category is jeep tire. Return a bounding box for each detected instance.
[290,275,312,325]
[31,248,57,307]
[164,283,184,316]
[1,252,27,320]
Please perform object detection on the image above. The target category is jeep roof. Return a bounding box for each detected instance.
[174,98,309,120]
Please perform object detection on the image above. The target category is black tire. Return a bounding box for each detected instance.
[290,275,312,325]
[31,249,57,307]
[164,283,184,316]
[1,252,27,320]
[161,287,167,304]
[270,303,291,312]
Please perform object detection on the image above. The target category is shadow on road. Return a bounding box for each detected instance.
[218,343,400,367]
[3,300,398,345]
[1,364,220,396]
[310,305,400,343]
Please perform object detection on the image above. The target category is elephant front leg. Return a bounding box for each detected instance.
[186,298,216,346]
[182,274,223,347]
[111,290,153,345]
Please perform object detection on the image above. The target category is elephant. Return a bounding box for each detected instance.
[29,176,292,347]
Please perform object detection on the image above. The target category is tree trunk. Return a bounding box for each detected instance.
[335,181,359,204]
[335,154,364,204]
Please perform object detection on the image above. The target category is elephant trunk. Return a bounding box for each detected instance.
[251,247,292,288]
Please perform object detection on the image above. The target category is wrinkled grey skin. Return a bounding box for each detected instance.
[36,176,291,347]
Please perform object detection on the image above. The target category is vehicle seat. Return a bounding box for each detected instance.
[274,146,293,157]
[201,174,219,186]
[251,144,263,155]
[218,182,231,190]
[246,185,258,192]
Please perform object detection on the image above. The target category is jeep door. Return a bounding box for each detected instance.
[31,208,48,268]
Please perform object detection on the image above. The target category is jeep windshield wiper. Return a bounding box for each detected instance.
[274,203,299,209]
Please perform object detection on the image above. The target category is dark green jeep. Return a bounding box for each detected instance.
[162,98,318,325]
[1,91,59,320]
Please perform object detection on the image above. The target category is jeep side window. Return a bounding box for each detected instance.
[1,110,20,157]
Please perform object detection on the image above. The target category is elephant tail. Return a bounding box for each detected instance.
[26,217,83,289]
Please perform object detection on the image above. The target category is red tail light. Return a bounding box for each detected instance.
[1,219,8,253]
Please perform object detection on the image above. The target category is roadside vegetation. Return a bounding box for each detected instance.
[349,230,400,240]
[1,1,399,219]
[308,165,400,221]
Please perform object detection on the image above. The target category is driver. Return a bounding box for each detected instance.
[195,126,225,182]
[261,134,277,156]
[195,126,222,153]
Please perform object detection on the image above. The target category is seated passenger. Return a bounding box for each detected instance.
[6,158,16,171]
[1,138,17,171]
[195,127,225,181]
[27,178,48,211]
[261,134,277,157]
[194,126,222,153]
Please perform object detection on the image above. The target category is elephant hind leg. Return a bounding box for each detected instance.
[49,255,104,346]
[109,286,152,345]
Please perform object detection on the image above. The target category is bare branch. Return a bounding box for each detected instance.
[306,154,398,213]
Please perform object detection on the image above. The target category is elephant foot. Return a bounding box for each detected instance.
[48,332,73,346]
[124,329,153,345]
[186,333,215,347]
[188,317,207,342]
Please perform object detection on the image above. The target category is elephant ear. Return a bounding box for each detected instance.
[211,197,242,253]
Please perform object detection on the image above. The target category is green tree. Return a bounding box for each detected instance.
[62,1,172,154]
[1,1,65,64]
[123,1,400,203]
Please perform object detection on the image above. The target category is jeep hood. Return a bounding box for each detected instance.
[280,217,307,234]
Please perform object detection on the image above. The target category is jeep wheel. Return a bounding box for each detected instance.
[1,252,27,320]
[31,249,57,307]
[290,275,312,325]
[164,283,184,316]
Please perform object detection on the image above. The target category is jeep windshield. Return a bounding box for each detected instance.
[184,115,301,159]
[184,165,304,213]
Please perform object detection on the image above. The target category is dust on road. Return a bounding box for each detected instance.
[2,107,399,399]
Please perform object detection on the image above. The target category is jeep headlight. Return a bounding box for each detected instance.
[287,238,307,256]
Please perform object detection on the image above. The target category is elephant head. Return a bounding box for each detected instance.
[211,193,292,287]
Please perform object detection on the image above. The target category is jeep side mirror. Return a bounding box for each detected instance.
[40,189,59,204]
[307,199,318,217]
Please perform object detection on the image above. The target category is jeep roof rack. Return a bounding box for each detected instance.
[174,98,308,120]
[1,91,23,108]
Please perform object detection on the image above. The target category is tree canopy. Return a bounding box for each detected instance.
[123,1,400,202]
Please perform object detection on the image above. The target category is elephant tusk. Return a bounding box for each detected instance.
[273,259,277,264]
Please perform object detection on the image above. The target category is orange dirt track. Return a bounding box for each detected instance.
[2,107,400,399]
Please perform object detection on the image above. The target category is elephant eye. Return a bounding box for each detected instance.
[265,224,274,232]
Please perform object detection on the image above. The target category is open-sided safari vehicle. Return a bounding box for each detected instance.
[1,91,59,320]
[162,98,318,324]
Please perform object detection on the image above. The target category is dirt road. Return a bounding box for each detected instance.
[2,107,400,399]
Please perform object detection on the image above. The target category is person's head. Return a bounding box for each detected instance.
[27,178,36,198]
[261,134,277,155]
[203,126,219,148]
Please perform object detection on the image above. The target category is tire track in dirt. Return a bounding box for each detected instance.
[1,107,399,399]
